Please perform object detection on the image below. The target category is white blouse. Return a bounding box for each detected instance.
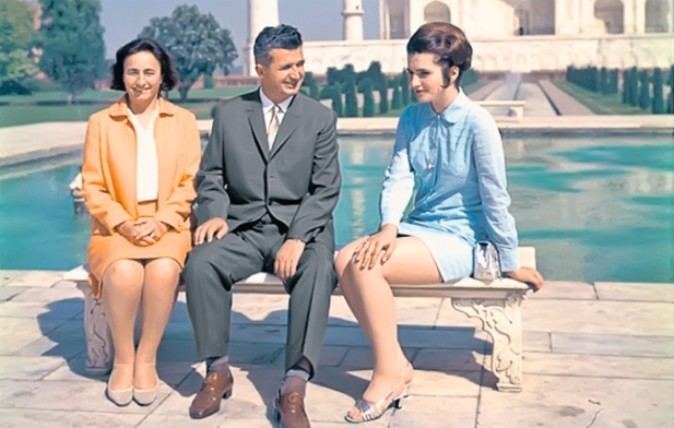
[127,108,159,202]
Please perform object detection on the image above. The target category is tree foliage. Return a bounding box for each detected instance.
[140,5,237,101]
[38,0,106,102]
[0,0,38,93]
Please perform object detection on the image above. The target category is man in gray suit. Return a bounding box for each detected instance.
[184,25,341,427]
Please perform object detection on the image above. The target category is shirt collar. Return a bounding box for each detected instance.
[423,89,469,124]
[259,87,293,113]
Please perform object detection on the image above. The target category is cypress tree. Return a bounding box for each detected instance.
[600,67,608,93]
[590,67,599,92]
[391,80,402,110]
[652,68,665,114]
[610,69,619,93]
[332,90,343,117]
[621,70,629,104]
[638,70,651,110]
[302,72,320,100]
[667,65,674,114]
[344,80,358,117]
[629,67,639,106]
[377,77,389,114]
[359,78,375,117]
[401,72,410,105]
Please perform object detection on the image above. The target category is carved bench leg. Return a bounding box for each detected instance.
[76,282,113,374]
[452,295,524,392]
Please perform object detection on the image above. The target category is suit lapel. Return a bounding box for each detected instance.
[246,92,270,161]
[269,95,301,159]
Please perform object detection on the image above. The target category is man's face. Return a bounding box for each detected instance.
[256,47,305,102]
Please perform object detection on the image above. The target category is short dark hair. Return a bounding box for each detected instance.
[253,24,303,65]
[110,38,178,93]
[406,22,472,88]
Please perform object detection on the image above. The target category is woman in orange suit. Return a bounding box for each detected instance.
[82,38,201,407]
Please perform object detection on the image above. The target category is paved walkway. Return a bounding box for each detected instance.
[0,270,673,427]
[538,80,594,115]
[3,115,673,167]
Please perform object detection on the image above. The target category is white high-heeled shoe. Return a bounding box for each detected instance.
[344,361,414,424]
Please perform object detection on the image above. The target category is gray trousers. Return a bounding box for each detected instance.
[184,216,336,372]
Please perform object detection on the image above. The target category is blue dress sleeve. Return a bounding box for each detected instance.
[471,109,519,272]
[379,107,415,228]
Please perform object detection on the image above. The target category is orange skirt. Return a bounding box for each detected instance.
[87,201,191,298]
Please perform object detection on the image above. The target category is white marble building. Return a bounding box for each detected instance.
[244,0,674,75]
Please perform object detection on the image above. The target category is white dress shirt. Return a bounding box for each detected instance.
[127,107,159,202]
[259,88,293,149]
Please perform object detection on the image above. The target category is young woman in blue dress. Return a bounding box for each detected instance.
[335,22,544,423]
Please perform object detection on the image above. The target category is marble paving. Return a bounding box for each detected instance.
[0,270,672,427]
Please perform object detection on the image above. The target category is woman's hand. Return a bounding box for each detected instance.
[116,220,141,243]
[133,218,168,246]
[505,267,544,291]
[352,224,398,270]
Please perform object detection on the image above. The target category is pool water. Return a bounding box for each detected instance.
[1,134,672,282]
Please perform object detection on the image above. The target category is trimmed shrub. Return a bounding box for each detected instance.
[391,80,403,110]
[401,72,410,105]
[343,80,358,117]
[652,68,665,114]
[359,78,375,117]
[638,70,651,110]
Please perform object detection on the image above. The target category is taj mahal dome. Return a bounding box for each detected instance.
[243,0,674,76]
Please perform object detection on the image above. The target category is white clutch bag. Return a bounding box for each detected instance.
[473,241,501,281]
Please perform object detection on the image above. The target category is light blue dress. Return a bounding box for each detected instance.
[380,90,519,281]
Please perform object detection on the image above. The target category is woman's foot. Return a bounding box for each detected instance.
[345,361,414,423]
[106,363,134,406]
[133,361,159,406]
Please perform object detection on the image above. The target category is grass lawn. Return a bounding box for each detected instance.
[553,81,648,115]
[0,80,492,127]
[0,87,256,127]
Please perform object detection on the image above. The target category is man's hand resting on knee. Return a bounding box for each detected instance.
[194,218,229,245]
[274,239,306,281]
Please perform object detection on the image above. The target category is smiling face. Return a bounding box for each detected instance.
[122,50,162,103]
[406,52,459,105]
[256,47,305,103]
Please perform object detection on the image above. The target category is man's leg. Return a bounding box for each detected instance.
[183,230,264,419]
[184,232,264,361]
[284,241,336,375]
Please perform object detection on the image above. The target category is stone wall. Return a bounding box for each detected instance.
[301,33,674,74]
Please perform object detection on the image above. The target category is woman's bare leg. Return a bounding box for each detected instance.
[102,259,144,390]
[134,258,180,389]
[338,237,441,401]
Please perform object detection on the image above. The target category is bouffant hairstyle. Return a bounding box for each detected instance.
[406,22,473,88]
[110,38,177,94]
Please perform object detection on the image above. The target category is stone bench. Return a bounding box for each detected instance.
[65,247,535,393]
[477,100,526,121]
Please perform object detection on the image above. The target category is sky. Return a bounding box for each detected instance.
[100,0,381,64]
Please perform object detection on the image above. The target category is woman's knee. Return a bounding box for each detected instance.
[144,258,180,286]
[104,259,144,289]
[335,237,368,280]
[334,249,353,281]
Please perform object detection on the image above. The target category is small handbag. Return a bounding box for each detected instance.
[472,241,501,281]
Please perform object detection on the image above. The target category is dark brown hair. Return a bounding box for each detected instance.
[406,22,473,88]
[110,38,177,94]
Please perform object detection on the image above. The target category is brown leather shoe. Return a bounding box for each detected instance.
[189,367,234,419]
[274,390,311,428]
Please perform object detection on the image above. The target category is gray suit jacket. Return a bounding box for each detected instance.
[195,90,341,244]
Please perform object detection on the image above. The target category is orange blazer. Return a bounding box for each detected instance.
[82,97,201,236]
